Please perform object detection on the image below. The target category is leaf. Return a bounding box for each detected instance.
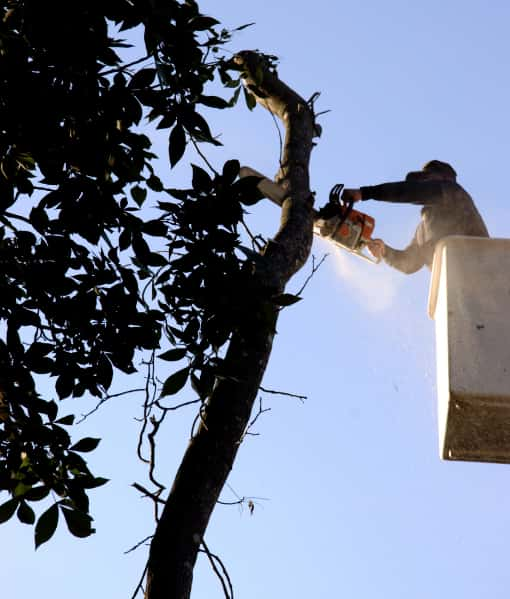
[158,348,187,361]
[13,482,32,497]
[128,68,157,89]
[146,174,164,192]
[243,86,257,111]
[228,86,242,107]
[61,507,94,538]
[198,94,229,109]
[191,164,212,192]
[0,498,19,524]
[35,503,59,549]
[190,16,220,30]
[54,414,75,426]
[232,176,264,206]
[98,356,114,391]
[69,437,101,453]
[118,228,132,251]
[17,501,35,525]
[81,477,109,490]
[160,367,190,397]
[56,373,74,399]
[272,293,302,307]
[222,159,240,185]
[233,22,256,32]
[25,486,50,502]
[169,124,186,167]
[131,185,147,207]
[25,342,53,358]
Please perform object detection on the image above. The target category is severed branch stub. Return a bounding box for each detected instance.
[144,51,319,599]
[234,50,317,287]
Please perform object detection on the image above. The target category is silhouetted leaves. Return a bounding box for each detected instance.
[169,124,186,167]
[17,501,36,525]
[0,1,286,551]
[35,504,59,549]
[70,438,101,453]
[273,293,302,306]
[158,348,187,361]
[161,368,190,397]
[61,507,94,538]
[0,498,19,524]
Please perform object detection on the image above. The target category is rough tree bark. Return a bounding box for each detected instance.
[144,51,317,599]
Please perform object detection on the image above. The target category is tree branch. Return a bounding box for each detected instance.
[144,51,317,599]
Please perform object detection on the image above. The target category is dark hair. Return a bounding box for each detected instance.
[422,160,457,179]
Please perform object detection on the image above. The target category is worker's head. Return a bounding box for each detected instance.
[406,160,457,182]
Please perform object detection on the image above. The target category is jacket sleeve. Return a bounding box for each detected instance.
[360,181,451,206]
[383,231,426,274]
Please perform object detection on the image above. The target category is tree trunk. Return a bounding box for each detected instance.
[145,51,317,599]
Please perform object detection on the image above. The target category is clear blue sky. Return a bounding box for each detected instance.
[4,1,510,598]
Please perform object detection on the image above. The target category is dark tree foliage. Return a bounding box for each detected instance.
[0,0,257,546]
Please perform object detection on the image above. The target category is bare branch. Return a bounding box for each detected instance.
[137,353,157,464]
[200,539,234,599]
[76,388,145,424]
[156,398,201,412]
[259,386,307,402]
[132,482,165,504]
[294,253,328,297]
[125,535,154,555]
[130,562,149,599]
[240,397,271,441]
[239,217,266,252]
[100,54,151,76]
[144,51,318,598]
[147,413,168,494]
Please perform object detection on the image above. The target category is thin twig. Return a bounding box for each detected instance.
[239,217,265,252]
[294,253,328,297]
[147,413,168,493]
[136,353,157,464]
[129,561,149,599]
[200,538,234,599]
[76,388,145,424]
[240,397,271,441]
[190,136,219,176]
[124,535,154,555]
[100,54,151,76]
[132,482,165,504]
[155,398,201,412]
[217,498,247,505]
[259,386,306,402]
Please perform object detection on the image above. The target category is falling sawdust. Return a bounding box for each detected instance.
[327,240,403,313]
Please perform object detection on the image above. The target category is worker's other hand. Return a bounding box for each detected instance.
[367,238,386,259]
[341,188,362,203]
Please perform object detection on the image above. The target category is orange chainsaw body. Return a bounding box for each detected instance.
[314,207,378,262]
[314,183,379,263]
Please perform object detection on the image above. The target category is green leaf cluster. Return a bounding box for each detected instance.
[0,0,246,543]
[0,1,286,548]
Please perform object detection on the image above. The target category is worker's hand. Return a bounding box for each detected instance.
[367,238,386,260]
[341,188,362,203]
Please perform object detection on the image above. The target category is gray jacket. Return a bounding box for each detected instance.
[360,180,489,273]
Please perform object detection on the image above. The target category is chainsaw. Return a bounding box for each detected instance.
[238,167,380,264]
[313,183,379,264]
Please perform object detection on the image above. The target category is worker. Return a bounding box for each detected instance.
[341,160,489,274]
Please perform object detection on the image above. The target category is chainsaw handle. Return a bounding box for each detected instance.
[329,183,344,204]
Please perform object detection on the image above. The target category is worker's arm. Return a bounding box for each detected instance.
[369,231,426,274]
[359,180,453,206]
[383,240,426,274]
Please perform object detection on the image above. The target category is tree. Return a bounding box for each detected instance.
[0,2,319,597]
